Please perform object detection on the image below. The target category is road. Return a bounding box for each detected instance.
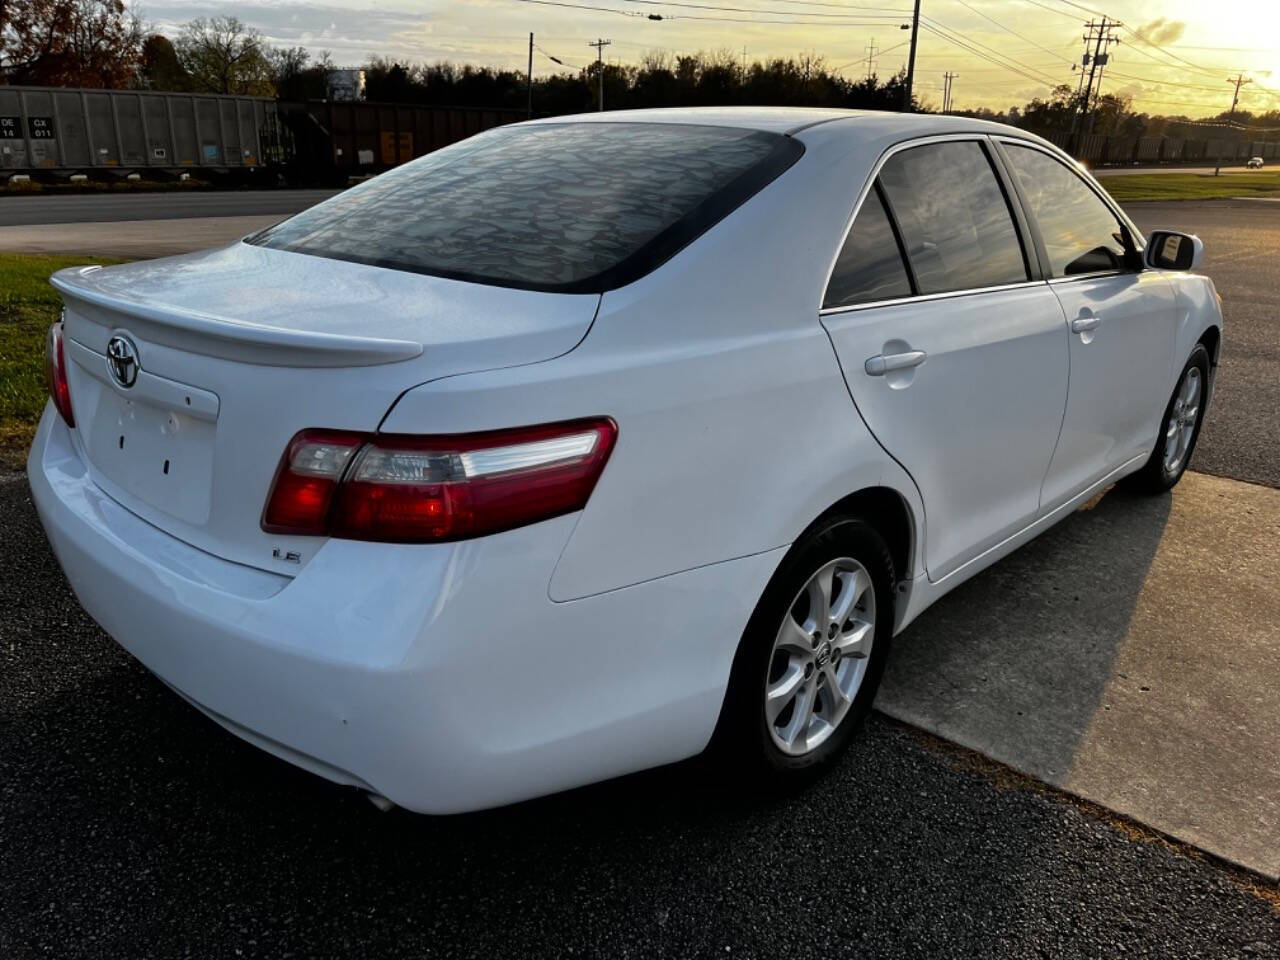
[1095,163,1257,176]
[1,472,1276,958]
[1126,200,1280,488]
[3,198,1280,955]
[0,189,338,226]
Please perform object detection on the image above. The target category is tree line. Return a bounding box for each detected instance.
[4,1,1278,138]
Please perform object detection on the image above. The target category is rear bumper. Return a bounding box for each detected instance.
[28,407,783,812]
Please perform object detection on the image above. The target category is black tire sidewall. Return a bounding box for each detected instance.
[716,516,896,781]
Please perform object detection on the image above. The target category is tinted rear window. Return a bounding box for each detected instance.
[250,122,803,293]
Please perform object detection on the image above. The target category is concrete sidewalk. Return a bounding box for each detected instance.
[0,216,279,259]
[878,471,1280,880]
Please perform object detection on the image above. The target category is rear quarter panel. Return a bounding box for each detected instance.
[381,127,925,600]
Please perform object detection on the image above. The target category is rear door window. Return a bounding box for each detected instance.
[877,141,1030,295]
[824,187,914,309]
[1002,143,1131,277]
[250,122,802,293]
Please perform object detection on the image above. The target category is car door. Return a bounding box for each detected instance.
[997,140,1178,512]
[821,137,1069,581]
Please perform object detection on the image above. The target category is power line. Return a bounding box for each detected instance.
[510,0,905,25]
[511,0,644,18]
[919,24,1055,88]
[920,17,1061,87]
[1104,70,1246,94]
[676,0,913,8]
[947,0,1074,67]
[535,44,580,68]
[610,0,910,18]
[1012,0,1084,23]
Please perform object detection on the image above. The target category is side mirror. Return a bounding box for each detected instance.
[1146,230,1204,271]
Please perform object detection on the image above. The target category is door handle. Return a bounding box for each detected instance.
[1071,314,1101,334]
[865,350,927,376]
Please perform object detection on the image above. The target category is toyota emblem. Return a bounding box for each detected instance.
[106,334,139,389]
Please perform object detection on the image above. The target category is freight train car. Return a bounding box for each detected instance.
[1,86,524,182]
[0,86,280,173]
[275,99,525,179]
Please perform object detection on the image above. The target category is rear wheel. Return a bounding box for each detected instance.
[1122,343,1210,494]
[714,517,895,785]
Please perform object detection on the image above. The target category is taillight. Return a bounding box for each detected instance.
[261,430,365,535]
[44,320,75,428]
[262,418,617,543]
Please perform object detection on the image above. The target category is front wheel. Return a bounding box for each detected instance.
[713,517,896,785]
[1122,343,1211,494]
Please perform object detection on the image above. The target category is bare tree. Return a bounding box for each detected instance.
[175,16,273,96]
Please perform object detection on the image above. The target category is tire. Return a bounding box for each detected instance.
[1121,343,1211,494]
[712,516,896,787]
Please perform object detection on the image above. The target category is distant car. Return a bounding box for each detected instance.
[1247,156,1264,168]
[29,108,1223,813]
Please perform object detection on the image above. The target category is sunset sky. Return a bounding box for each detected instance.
[137,0,1280,117]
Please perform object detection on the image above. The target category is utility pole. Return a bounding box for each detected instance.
[864,39,879,81]
[1216,73,1252,176]
[943,71,958,113]
[526,33,534,119]
[1070,17,1119,152]
[902,0,921,112]
[588,38,611,111]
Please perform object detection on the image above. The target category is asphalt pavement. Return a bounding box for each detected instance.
[1095,164,1256,176]
[1,470,1276,958]
[0,189,338,226]
[1127,200,1280,489]
[3,197,1280,954]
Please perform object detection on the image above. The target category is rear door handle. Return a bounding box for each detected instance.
[1071,315,1101,334]
[865,350,927,376]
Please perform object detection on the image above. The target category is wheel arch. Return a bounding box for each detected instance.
[1198,323,1221,366]
[801,485,917,592]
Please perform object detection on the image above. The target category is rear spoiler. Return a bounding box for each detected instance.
[51,267,423,368]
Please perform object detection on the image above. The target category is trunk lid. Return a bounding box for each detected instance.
[53,242,599,574]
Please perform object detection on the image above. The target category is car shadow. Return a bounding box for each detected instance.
[877,483,1174,784]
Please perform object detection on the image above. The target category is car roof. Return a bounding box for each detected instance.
[520,106,1031,139]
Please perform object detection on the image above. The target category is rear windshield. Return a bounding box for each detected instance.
[249,122,802,293]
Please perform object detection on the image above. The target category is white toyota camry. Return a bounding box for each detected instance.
[30,108,1222,813]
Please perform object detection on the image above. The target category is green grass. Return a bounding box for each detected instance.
[0,253,123,468]
[1095,170,1280,203]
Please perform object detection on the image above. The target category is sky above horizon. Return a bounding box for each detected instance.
[134,0,1280,117]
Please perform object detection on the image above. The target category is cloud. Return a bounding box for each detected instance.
[140,1,439,65]
[1134,18,1186,47]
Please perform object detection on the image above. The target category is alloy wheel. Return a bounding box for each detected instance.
[764,557,876,757]
[1163,365,1202,476]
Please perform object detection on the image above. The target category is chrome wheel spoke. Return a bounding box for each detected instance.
[778,680,818,750]
[806,568,833,626]
[765,663,805,723]
[829,567,866,627]
[820,663,851,710]
[834,619,873,660]
[1181,370,1201,407]
[775,615,815,657]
